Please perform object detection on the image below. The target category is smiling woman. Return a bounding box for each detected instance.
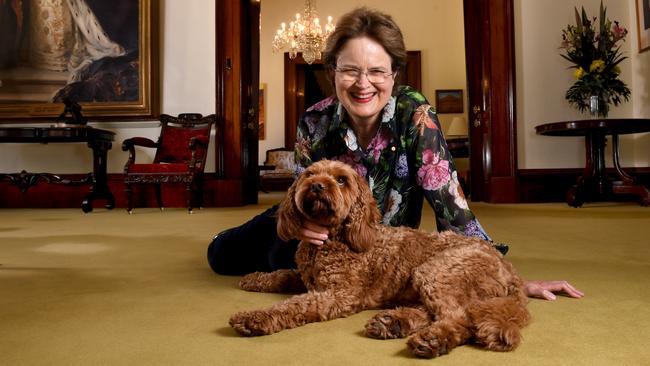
[208,6,497,277]
[332,37,396,148]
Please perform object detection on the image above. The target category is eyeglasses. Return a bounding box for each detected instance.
[334,67,394,84]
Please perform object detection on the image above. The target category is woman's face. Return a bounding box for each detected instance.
[334,36,395,127]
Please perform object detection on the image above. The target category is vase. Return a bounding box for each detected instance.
[587,94,608,119]
[589,95,599,118]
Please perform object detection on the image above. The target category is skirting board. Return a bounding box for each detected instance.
[0,173,248,209]
[1,169,649,208]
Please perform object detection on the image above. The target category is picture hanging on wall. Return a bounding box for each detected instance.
[637,0,650,53]
[435,89,464,114]
[0,0,159,121]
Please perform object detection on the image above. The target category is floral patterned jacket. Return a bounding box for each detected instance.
[294,85,493,242]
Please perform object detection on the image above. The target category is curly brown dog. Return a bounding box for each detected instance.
[229,160,529,358]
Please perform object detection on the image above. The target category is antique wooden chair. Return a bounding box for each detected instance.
[122,113,215,213]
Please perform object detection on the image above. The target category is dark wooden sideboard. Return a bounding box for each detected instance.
[0,126,115,212]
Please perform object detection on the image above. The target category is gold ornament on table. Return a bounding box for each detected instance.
[559,1,631,118]
[272,0,335,64]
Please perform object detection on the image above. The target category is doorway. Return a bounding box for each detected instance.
[249,0,516,202]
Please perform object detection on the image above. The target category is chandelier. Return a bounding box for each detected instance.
[272,0,335,64]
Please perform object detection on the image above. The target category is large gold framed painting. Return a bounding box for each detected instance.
[0,0,158,121]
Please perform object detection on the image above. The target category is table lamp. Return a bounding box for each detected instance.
[446,116,468,137]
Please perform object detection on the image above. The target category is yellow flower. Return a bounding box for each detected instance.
[574,67,586,79]
[589,59,606,73]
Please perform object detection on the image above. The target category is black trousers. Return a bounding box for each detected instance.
[206,205,299,275]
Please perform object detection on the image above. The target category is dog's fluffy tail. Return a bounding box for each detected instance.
[468,295,530,351]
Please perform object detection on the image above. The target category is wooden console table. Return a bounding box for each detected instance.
[535,119,650,207]
[446,136,470,158]
[0,126,115,212]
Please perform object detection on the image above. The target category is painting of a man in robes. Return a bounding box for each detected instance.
[0,0,156,119]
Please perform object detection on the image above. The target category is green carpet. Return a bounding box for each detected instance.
[1,195,649,365]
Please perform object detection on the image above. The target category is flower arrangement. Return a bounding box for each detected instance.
[559,1,631,117]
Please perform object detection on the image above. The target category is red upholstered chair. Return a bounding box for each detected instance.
[122,113,215,213]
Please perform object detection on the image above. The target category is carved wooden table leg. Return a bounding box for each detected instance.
[82,139,115,213]
[568,132,607,207]
[610,134,650,206]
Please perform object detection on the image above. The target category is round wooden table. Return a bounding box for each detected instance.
[535,118,650,207]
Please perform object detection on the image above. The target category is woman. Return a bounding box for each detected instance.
[208,7,583,301]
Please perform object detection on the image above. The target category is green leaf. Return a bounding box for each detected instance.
[581,7,589,27]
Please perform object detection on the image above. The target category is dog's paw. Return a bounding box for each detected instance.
[364,312,404,339]
[229,310,276,336]
[407,331,448,359]
[365,307,431,340]
[238,272,267,292]
[474,321,521,352]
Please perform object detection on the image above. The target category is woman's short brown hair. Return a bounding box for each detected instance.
[323,7,407,74]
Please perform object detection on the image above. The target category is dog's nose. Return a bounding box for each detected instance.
[311,182,325,193]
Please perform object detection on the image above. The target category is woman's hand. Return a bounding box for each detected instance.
[298,220,329,245]
[524,280,584,300]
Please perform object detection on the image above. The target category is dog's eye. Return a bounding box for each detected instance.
[304,171,313,178]
[336,176,346,185]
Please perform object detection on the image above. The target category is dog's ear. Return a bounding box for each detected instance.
[276,180,303,242]
[342,173,381,252]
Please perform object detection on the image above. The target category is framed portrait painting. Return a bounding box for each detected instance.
[637,0,650,53]
[0,0,159,121]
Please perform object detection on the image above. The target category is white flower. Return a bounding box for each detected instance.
[344,128,359,151]
[382,96,396,122]
[448,171,469,210]
[336,103,344,119]
[382,189,402,225]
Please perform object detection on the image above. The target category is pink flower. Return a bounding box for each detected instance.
[416,149,450,191]
[306,95,336,112]
[612,21,627,42]
[333,153,367,178]
[368,128,390,163]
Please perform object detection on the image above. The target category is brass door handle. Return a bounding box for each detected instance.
[247,108,257,130]
[472,106,482,127]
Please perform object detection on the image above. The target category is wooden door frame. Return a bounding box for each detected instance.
[464,0,518,203]
[214,0,259,206]
[216,1,518,204]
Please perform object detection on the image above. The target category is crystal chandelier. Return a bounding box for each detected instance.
[272,0,335,64]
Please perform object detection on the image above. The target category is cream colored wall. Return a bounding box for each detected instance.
[259,0,468,162]
[630,0,650,166]
[0,0,216,174]
[2,0,647,178]
[516,0,649,169]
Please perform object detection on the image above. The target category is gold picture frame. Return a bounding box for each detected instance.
[258,83,266,140]
[0,0,159,121]
[637,0,650,53]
